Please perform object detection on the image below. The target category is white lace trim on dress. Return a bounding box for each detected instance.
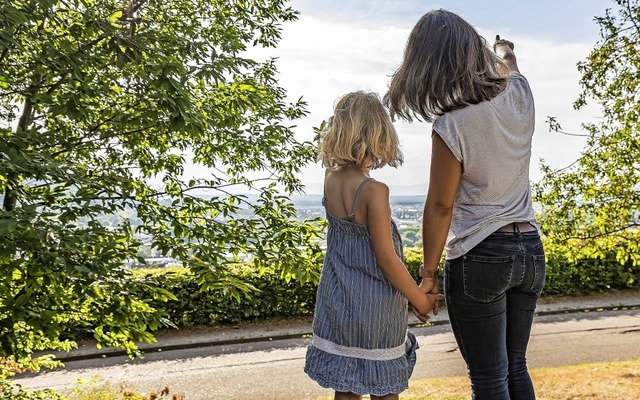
[311,333,407,361]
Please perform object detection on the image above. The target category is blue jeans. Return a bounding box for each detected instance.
[444,231,546,400]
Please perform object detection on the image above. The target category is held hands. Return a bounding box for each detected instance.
[419,264,441,316]
[411,278,443,323]
[419,276,441,315]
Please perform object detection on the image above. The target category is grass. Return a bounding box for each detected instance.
[317,359,640,399]
[63,376,185,400]
[23,359,640,399]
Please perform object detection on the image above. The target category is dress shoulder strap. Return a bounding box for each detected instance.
[347,177,373,222]
[321,169,329,207]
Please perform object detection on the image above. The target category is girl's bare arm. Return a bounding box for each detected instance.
[366,181,442,316]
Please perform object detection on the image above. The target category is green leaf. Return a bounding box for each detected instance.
[109,10,123,22]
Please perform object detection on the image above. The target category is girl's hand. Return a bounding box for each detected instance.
[411,292,443,322]
[411,306,430,323]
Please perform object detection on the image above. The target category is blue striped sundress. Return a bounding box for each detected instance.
[304,178,419,396]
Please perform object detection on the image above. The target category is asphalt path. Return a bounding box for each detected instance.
[14,308,640,400]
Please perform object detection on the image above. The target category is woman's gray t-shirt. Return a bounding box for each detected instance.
[433,72,539,260]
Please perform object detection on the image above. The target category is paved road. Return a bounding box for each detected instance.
[15,309,640,400]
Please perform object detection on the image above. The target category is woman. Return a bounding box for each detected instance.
[385,9,546,400]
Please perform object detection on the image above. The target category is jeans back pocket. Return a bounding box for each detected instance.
[529,254,547,294]
[463,254,515,302]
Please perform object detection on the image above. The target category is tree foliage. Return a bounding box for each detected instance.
[535,0,640,270]
[0,0,322,382]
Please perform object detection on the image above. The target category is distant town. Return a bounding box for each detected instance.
[134,195,426,267]
[292,194,424,223]
[130,194,559,267]
[294,194,425,248]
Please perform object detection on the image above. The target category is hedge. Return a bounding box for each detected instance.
[543,250,639,295]
[125,245,639,331]
[60,246,639,340]
[116,248,420,329]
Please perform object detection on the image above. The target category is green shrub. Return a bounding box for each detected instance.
[0,382,65,400]
[404,247,424,280]
[59,246,640,338]
[131,265,318,327]
[408,244,640,296]
[543,248,640,295]
[130,248,432,329]
[124,246,640,328]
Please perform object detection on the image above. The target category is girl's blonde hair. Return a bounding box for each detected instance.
[385,9,510,122]
[320,91,403,171]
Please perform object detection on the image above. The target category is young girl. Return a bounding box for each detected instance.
[304,91,442,400]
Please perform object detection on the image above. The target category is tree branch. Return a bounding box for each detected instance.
[4,91,37,211]
[624,0,640,36]
[567,223,640,240]
[49,122,158,157]
[0,26,21,66]
[131,0,149,14]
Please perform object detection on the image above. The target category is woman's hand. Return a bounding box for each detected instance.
[493,34,514,54]
[493,34,519,73]
[419,277,441,316]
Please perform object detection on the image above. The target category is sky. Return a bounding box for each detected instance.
[252,0,614,196]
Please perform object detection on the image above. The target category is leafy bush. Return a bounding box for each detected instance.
[543,247,640,295]
[127,245,640,327]
[0,378,184,400]
[409,244,639,296]
[0,382,65,400]
[129,248,430,329]
[129,265,319,327]
[58,245,640,339]
[404,247,424,280]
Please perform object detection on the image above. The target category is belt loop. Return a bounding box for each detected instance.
[514,222,520,233]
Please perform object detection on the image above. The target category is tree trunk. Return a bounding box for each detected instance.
[3,96,33,212]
